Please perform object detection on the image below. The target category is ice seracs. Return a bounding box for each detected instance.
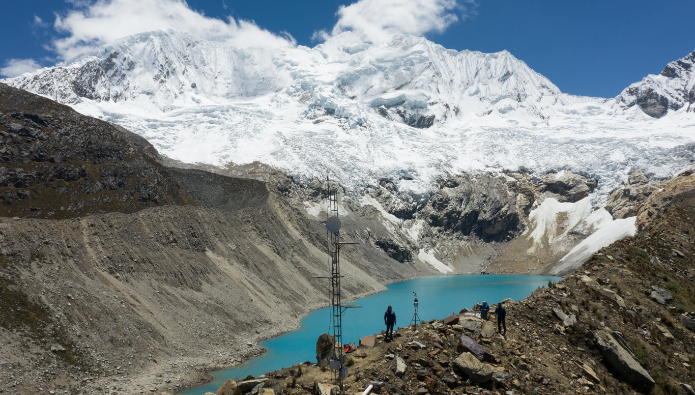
[3,29,695,199]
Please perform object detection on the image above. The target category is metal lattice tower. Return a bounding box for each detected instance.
[315,176,359,394]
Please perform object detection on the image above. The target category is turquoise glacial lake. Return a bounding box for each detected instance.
[179,274,560,395]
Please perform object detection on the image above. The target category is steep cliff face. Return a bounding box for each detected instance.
[0,83,197,219]
[605,169,660,219]
[619,50,695,117]
[421,174,524,243]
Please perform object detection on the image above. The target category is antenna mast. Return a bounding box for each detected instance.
[315,175,359,394]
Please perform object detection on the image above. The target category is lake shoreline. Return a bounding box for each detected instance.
[178,274,561,395]
[175,272,444,394]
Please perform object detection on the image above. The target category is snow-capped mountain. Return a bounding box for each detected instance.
[619,50,695,118]
[4,29,695,197]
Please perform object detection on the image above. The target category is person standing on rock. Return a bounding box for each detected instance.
[480,301,490,320]
[384,306,396,341]
[495,301,507,335]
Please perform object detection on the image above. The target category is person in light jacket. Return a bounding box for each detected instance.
[480,301,490,320]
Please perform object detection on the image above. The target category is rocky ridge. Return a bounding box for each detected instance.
[619,50,695,117]
[0,83,197,219]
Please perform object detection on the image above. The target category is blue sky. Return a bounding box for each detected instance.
[1,0,694,98]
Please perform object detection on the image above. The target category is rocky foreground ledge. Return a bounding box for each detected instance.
[198,202,695,395]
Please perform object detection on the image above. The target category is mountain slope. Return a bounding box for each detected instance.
[0,82,197,219]
[619,49,695,117]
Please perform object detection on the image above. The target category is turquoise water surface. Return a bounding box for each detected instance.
[179,274,559,395]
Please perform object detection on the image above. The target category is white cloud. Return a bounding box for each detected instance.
[52,0,295,61]
[33,15,49,28]
[320,0,475,43]
[0,59,42,78]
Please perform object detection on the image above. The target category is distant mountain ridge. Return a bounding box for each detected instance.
[3,29,694,197]
[618,50,695,117]
[5,29,599,123]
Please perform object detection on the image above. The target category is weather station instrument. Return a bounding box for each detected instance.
[410,292,421,329]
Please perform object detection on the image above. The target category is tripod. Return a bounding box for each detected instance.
[409,292,421,329]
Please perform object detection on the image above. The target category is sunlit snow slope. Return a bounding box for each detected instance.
[5,29,695,198]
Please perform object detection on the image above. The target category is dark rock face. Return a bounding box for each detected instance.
[605,169,658,219]
[625,87,671,118]
[0,83,197,219]
[375,104,436,129]
[366,179,422,220]
[374,237,413,263]
[535,171,597,203]
[420,174,524,242]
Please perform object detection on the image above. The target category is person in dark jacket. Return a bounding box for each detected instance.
[480,301,490,320]
[495,302,506,335]
[384,306,396,340]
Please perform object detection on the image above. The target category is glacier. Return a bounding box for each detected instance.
[4,28,695,200]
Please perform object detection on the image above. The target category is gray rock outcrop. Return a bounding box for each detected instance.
[593,330,654,389]
[535,171,597,203]
[453,352,510,383]
[650,286,673,304]
[421,174,524,242]
[605,170,658,219]
[679,312,695,331]
[552,307,577,327]
[395,356,407,377]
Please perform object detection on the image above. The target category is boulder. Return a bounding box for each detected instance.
[457,335,495,362]
[579,275,596,286]
[359,335,376,348]
[577,363,600,383]
[395,356,406,377]
[50,344,66,353]
[650,291,667,305]
[318,383,338,395]
[316,333,336,364]
[679,312,695,331]
[681,383,695,395]
[443,314,459,326]
[453,353,510,384]
[458,316,483,333]
[215,379,237,395]
[598,288,626,308]
[480,321,496,338]
[408,341,426,349]
[651,286,673,302]
[424,376,437,393]
[593,330,654,389]
[552,307,577,327]
[654,323,675,339]
[260,390,275,395]
[237,379,267,393]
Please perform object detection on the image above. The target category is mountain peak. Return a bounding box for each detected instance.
[619,49,695,118]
